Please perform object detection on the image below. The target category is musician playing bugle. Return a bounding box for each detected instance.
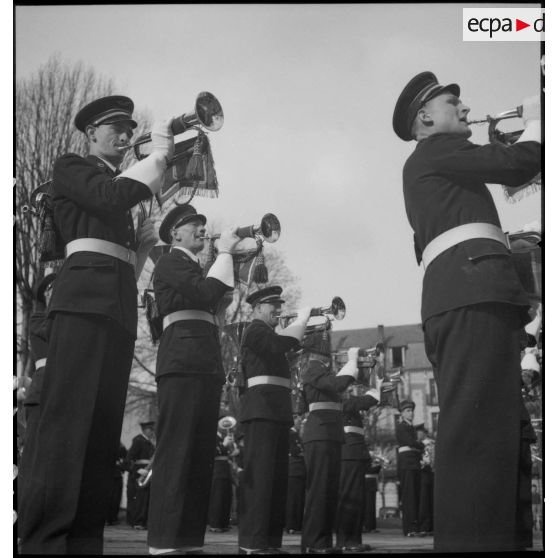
[147,203,240,555]
[237,286,311,555]
[18,96,174,555]
[336,367,382,552]
[393,72,541,552]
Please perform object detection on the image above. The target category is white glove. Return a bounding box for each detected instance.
[525,303,542,339]
[278,306,312,341]
[521,95,541,123]
[336,347,360,379]
[347,347,360,362]
[296,306,313,323]
[365,388,380,402]
[217,226,241,253]
[151,118,175,161]
[517,95,541,144]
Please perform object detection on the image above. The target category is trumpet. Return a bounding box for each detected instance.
[218,415,238,433]
[116,91,224,154]
[203,213,281,244]
[467,106,523,125]
[333,343,384,368]
[281,296,346,321]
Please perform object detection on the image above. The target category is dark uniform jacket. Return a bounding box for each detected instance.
[395,420,424,471]
[301,360,354,444]
[288,428,305,477]
[26,311,52,406]
[403,134,541,323]
[154,248,232,378]
[126,434,155,475]
[341,395,378,461]
[50,154,152,337]
[239,319,300,423]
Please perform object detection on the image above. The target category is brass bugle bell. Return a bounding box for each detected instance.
[203,213,281,244]
[117,91,224,153]
[218,416,237,432]
[467,106,523,125]
[333,342,384,367]
[281,296,346,321]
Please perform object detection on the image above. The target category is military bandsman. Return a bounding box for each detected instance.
[393,71,541,551]
[335,384,380,552]
[147,204,240,555]
[237,286,311,555]
[18,96,173,555]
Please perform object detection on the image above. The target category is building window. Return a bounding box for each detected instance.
[428,378,438,406]
[391,346,405,368]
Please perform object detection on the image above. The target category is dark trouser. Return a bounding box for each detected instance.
[208,466,233,529]
[238,420,290,550]
[18,312,135,555]
[362,478,377,531]
[131,484,151,527]
[398,468,420,535]
[285,475,306,531]
[126,475,138,525]
[336,460,366,547]
[17,404,40,513]
[418,468,434,533]
[107,475,124,524]
[424,302,532,552]
[301,440,342,551]
[147,375,222,549]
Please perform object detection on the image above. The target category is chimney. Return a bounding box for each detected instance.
[378,324,385,343]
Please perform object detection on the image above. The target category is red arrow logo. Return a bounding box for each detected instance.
[516,19,530,31]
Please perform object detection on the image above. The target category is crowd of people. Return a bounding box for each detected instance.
[15,66,541,555]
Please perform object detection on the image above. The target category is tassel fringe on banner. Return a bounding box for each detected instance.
[502,177,542,203]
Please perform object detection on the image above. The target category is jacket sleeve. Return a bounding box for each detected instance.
[155,253,231,305]
[302,360,353,392]
[244,321,300,355]
[53,154,152,213]
[342,394,377,413]
[428,136,541,187]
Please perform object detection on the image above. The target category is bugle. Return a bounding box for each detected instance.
[468,106,523,125]
[468,106,525,146]
[333,342,384,368]
[218,415,238,433]
[116,91,224,154]
[203,213,281,244]
[281,296,346,321]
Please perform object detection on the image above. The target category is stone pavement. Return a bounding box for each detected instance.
[103,520,543,555]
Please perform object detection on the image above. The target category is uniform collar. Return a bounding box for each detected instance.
[172,246,201,265]
[87,155,119,175]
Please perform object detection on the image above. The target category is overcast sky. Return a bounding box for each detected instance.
[15,3,542,331]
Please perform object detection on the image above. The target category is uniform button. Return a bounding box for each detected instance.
[126,242,131,247]
[128,225,132,231]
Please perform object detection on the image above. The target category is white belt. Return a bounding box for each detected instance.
[398,446,421,453]
[214,456,229,461]
[344,426,365,436]
[35,358,47,369]
[247,375,291,389]
[162,310,218,330]
[309,402,342,412]
[65,238,137,267]
[421,223,510,269]
[365,474,379,479]
[134,459,151,465]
